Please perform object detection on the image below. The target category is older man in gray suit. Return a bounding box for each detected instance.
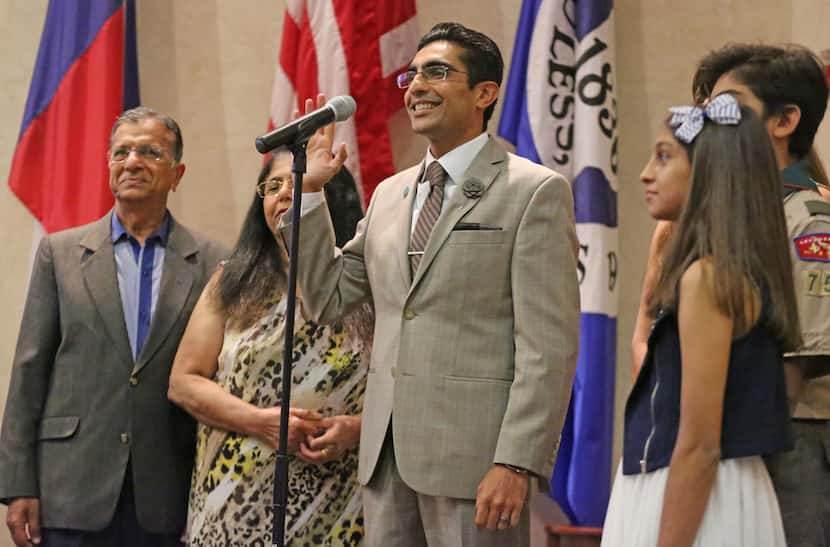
[284,23,580,547]
[0,107,225,546]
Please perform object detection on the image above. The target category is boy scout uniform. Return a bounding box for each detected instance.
[766,160,830,547]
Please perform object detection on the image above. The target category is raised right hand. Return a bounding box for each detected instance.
[6,497,40,546]
[297,94,348,193]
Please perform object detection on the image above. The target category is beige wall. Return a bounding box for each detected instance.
[0,1,828,543]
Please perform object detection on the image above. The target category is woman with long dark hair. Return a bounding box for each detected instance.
[169,151,371,546]
[602,95,800,546]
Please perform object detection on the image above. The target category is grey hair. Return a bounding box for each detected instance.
[109,106,184,163]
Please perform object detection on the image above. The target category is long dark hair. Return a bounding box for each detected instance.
[216,154,289,328]
[217,152,370,337]
[649,106,801,350]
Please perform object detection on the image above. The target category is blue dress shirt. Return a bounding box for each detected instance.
[111,212,170,360]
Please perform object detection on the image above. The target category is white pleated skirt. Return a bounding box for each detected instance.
[601,456,786,547]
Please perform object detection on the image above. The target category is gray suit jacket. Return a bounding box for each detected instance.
[0,211,225,532]
[284,138,580,499]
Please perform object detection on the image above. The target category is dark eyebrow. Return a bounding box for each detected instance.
[407,60,453,71]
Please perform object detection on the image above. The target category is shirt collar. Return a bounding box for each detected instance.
[781,159,818,192]
[111,210,171,245]
[422,132,489,185]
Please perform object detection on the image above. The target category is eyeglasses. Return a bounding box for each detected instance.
[109,144,169,163]
[396,65,467,89]
[256,177,290,198]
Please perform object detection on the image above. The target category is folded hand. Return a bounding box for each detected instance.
[296,414,361,464]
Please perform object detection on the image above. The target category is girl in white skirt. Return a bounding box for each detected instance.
[602,93,800,547]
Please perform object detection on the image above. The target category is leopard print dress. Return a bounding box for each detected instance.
[186,295,367,546]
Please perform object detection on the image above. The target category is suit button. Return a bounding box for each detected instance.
[403,310,416,320]
[120,433,130,444]
[129,376,138,386]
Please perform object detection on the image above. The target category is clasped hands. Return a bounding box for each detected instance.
[255,407,359,464]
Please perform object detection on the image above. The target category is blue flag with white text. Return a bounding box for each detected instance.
[498,0,618,527]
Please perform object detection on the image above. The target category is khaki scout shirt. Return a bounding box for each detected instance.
[782,161,830,419]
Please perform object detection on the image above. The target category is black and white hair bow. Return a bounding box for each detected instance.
[669,93,742,143]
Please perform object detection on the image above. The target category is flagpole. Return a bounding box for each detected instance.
[267,141,307,547]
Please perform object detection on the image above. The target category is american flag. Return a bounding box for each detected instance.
[268,0,419,204]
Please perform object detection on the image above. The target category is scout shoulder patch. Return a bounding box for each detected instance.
[794,233,830,262]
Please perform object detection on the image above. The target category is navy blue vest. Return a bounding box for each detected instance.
[622,297,793,475]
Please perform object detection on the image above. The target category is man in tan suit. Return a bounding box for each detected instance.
[0,108,225,546]
[285,23,579,546]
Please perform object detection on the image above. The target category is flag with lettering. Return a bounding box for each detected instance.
[8,0,140,233]
[268,0,418,204]
[498,0,618,527]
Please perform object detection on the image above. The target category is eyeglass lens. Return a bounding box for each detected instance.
[258,178,287,197]
[110,144,165,162]
[396,65,450,88]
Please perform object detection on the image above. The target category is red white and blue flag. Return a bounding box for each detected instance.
[499,0,618,527]
[8,0,140,233]
[268,0,419,204]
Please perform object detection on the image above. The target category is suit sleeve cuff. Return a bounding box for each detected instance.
[495,462,531,475]
[301,192,325,216]
[280,192,325,226]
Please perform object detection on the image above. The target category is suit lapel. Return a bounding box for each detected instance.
[80,213,134,368]
[409,139,505,294]
[133,216,197,374]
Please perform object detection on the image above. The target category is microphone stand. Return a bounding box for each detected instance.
[270,141,307,547]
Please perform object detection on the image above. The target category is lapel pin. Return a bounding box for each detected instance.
[462,179,484,199]
[403,186,410,199]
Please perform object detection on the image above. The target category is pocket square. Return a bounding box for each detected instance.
[453,222,502,231]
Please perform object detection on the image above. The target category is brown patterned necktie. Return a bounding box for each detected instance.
[409,161,447,274]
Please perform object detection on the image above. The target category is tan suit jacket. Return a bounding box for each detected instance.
[285,137,579,499]
[0,212,225,532]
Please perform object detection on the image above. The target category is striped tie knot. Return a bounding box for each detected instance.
[409,161,447,276]
[425,161,446,190]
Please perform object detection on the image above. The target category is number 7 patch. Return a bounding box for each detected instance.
[803,269,830,296]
